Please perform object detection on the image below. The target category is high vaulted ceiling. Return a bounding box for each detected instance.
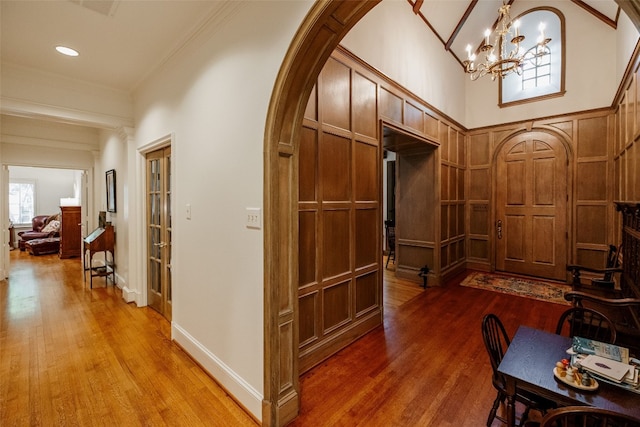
[0,0,625,94]
[410,0,621,68]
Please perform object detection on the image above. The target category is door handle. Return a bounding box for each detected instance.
[497,220,503,240]
[154,242,167,248]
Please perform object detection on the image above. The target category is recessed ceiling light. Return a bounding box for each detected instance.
[55,46,79,57]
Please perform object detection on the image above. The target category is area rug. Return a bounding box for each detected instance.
[460,271,572,305]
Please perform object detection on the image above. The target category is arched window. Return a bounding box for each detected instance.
[500,8,565,106]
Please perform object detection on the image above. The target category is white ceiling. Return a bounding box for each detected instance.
[0,0,622,94]
[1,0,222,92]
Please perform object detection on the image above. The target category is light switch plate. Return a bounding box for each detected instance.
[246,207,261,229]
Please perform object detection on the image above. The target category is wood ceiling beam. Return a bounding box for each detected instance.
[412,0,424,14]
[571,0,618,29]
[445,0,478,51]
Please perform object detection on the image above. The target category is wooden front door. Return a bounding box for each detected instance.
[146,147,172,320]
[495,131,568,280]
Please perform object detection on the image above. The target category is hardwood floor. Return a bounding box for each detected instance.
[382,258,425,310]
[290,267,567,427]
[1,250,258,426]
[1,251,568,426]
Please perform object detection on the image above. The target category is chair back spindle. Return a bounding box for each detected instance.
[555,307,617,344]
[538,406,640,427]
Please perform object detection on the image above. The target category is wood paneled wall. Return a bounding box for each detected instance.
[467,109,616,273]
[298,47,467,372]
[298,55,383,373]
[615,70,640,205]
[299,44,637,373]
[440,125,466,275]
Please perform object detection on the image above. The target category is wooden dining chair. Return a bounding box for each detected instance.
[524,405,640,427]
[482,314,555,427]
[555,307,617,344]
[384,220,396,269]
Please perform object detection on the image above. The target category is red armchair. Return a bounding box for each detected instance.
[17,214,60,250]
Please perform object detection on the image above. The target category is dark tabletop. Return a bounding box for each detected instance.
[498,325,640,418]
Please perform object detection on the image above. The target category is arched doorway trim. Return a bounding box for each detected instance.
[262,1,380,426]
[491,126,574,165]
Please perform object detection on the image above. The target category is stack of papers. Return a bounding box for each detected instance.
[570,336,640,392]
[579,355,637,385]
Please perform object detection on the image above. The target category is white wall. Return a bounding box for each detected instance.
[96,129,128,290]
[9,166,80,220]
[464,1,624,129]
[341,0,467,122]
[617,10,640,84]
[133,0,313,418]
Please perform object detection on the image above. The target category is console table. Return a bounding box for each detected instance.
[83,225,115,288]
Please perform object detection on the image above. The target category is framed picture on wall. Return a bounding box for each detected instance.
[106,169,116,213]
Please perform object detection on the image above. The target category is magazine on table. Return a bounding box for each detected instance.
[571,336,629,364]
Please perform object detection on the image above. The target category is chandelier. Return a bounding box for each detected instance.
[463,1,551,81]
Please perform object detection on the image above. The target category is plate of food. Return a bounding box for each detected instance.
[553,367,599,391]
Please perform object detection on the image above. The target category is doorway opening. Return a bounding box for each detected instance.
[382,124,439,283]
[6,166,87,266]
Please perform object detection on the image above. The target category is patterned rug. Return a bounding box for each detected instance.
[460,271,572,305]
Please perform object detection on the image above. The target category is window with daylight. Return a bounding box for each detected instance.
[500,8,565,107]
[9,180,36,225]
[522,44,551,89]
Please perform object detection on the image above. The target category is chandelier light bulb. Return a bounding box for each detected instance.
[538,22,546,42]
[484,28,491,44]
[513,19,521,37]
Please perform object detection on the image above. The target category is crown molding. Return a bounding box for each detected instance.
[1,97,133,129]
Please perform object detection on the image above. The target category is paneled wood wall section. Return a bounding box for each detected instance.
[614,67,640,207]
[439,124,466,279]
[467,109,616,278]
[298,56,382,373]
[298,47,468,373]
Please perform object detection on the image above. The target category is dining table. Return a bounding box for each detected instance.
[497,325,640,427]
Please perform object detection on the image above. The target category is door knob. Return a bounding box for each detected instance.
[154,242,167,248]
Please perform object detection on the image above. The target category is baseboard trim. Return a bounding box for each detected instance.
[172,322,262,421]
[119,282,139,304]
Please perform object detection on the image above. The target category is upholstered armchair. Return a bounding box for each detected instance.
[17,214,60,250]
